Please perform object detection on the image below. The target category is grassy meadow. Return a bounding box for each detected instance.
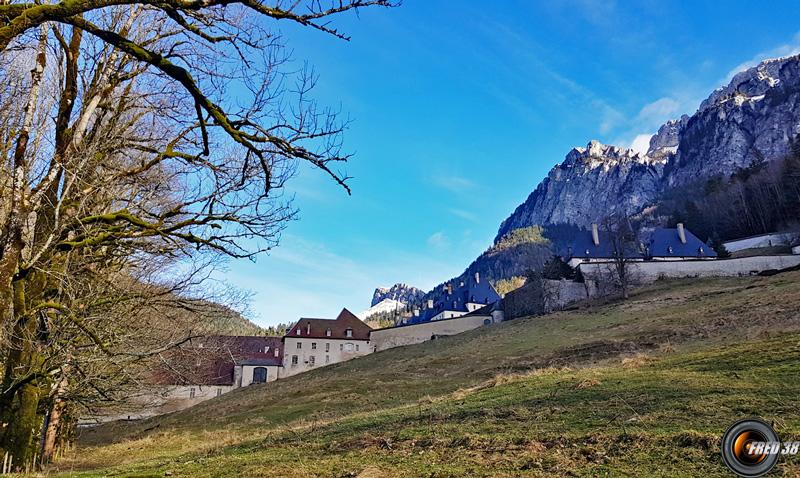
[47,271,800,477]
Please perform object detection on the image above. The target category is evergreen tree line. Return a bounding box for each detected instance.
[661,137,800,243]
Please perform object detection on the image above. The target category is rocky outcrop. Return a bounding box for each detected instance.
[383,55,800,305]
[495,141,665,240]
[497,54,800,240]
[667,56,800,186]
[371,284,425,307]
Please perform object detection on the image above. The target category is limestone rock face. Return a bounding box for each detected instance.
[495,141,665,240]
[496,54,800,240]
[370,284,425,307]
[667,56,800,186]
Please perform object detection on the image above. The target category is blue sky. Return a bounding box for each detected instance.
[224,0,800,327]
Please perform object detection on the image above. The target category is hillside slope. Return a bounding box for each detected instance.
[58,271,800,477]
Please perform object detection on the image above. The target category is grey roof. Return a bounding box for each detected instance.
[647,228,716,258]
[406,275,501,325]
[566,230,645,260]
[565,226,715,260]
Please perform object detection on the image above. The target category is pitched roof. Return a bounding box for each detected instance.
[566,229,645,260]
[152,335,284,386]
[647,227,717,258]
[286,308,372,340]
[406,274,501,324]
[565,226,715,260]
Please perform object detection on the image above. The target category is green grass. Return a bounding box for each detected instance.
[50,271,800,477]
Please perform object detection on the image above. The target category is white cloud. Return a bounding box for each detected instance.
[449,208,477,222]
[723,31,800,83]
[629,134,653,155]
[427,231,449,249]
[432,175,476,193]
[635,97,681,127]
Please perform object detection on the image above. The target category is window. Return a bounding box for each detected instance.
[345,328,353,338]
[309,356,315,366]
[345,343,354,352]
[274,349,280,357]
[296,342,302,349]
[339,343,344,351]
[325,343,330,352]
[252,367,268,384]
[311,342,317,350]
[291,355,298,366]
[668,246,674,254]
[325,355,330,363]
[356,344,360,352]
[295,329,301,335]
[306,323,311,335]
[189,388,196,399]
[325,328,332,337]
[216,388,223,397]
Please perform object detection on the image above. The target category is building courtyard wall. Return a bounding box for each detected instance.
[370,313,497,352]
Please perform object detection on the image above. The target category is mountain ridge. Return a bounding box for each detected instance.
[371,283,425,307]
[497,53,800,239]
[371,54,800,307]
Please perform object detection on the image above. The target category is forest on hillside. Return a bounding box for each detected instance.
[659,137,800,242]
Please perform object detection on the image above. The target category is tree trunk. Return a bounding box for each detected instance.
[0,25,48,329]
[0,281,45,471]
[41,374,68,463]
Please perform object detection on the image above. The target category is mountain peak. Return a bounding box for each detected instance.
[494,54,800,238]
[699,53,800,113]
[371,283,425,307]
[566,140,647,170]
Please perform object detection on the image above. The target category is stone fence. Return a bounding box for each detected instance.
[503,279,594,320]
[370,312,501,352]
[722,232,800,252]
[579,254,800,284]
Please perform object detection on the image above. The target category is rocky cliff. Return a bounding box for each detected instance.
[378,55,800,305]
[371,283,425,307]
[495,141,665,240]
[496,54,800,240]
[667,56,800,186]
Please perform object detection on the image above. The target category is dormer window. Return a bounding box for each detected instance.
[345,328,353,338]
[274,349,280,357]
[699,246,705,255]
[295,329,301,336]
[585,249,590,255]
[325,329,331,337]
[667,246,674,254]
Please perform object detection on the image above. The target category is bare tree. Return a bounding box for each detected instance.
[0,2,394,470]
[601,214,641,300]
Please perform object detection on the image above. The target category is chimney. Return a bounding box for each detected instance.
[427,299,433,309]
[474,272,480,284]
[677,223,687,244]
[591,223,600,246]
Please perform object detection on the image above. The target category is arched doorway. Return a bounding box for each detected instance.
[252,367,268,384]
